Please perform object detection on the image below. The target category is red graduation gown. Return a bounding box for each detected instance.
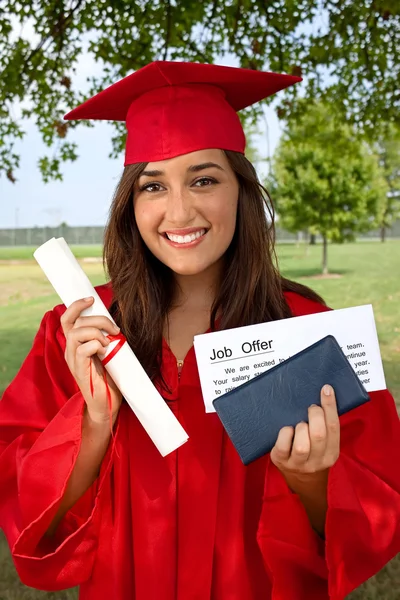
[1,285,399,600]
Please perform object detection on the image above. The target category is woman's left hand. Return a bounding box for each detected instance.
[270,384,340,479]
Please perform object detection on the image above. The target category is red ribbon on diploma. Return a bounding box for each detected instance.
[89,331,127,441]
[100,332,127,366]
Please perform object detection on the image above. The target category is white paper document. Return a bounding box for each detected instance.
[194,305,387,413]
[34,237,188,456]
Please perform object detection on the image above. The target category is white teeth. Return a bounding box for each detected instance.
[166,229,206,244]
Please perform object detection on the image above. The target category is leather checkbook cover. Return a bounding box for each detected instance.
[212,335,370,465]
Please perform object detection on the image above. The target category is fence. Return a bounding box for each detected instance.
[0,225,104,246]
[0,221,399,246]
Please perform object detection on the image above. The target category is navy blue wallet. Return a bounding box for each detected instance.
[212,335,370,465]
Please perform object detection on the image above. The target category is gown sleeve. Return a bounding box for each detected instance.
[0,307,117,591]
[256,294,400,599]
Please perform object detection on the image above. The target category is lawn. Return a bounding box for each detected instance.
[0,245,103,261]
[0,240,399,599]
[277,240,400,402]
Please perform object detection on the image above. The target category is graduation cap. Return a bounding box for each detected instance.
[64,61,301,165]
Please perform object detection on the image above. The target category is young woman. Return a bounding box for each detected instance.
[1,62,399,600]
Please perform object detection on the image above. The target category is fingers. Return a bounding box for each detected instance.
[307,403,327,461]
[320,384,340,462]
[291,422,311,465]
[64,326,109,363]
[74,315,120,336]
[271,385,340,475]
[270,426,294,465]
[60,297,120,337]
[59,299,123,417]
[272,423,312,469]
[60,297,94,335]
[74,340,108,381]
[69,325,111,350]
[62,297,121,369]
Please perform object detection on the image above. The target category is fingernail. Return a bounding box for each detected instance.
[309,404,318,408]
[84,296,93,302]
[113,324,120,331]
[323,384,332,396]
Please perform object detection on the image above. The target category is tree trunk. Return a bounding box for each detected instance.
[296,231,303,248]
[380,225,386,242]
[322,236,328,274]
[310,233,316,245]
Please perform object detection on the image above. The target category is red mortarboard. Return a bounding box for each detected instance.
[64,61,301,164]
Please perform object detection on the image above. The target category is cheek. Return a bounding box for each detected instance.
[211,190,238,230]
[134,202,160,239]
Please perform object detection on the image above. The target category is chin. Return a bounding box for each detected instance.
[166,255,224,277]
[169,264,210,276]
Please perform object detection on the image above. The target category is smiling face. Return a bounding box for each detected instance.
[133,149,239,277]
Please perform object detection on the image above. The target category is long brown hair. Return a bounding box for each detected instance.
[103,151,324,392]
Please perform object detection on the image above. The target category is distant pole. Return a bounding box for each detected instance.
[14,207,19,245]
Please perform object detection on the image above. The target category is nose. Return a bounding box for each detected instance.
[164,185,195,225]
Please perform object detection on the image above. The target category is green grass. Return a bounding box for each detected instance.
[0,245,103,261]
[0,240,399,599]
[277,241,400,402]
[0,262,106,395]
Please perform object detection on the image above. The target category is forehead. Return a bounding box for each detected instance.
[144,148,229,173]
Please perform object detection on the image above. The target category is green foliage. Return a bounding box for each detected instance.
[244,124,263,166]
[0,1,399,182]
[374,124,400,232]
[269,102,388,270]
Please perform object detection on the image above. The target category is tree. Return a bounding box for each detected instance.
[269,102,387,274]
[375,125,400,241]
[0,0,399,183]
[244,123,265,169]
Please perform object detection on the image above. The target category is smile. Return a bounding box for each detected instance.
[165,229,207,245]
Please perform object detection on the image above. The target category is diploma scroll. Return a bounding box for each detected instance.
[34,237,189,456]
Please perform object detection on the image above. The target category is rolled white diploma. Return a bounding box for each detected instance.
[33,237,188,457]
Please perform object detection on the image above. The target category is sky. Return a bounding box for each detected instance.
[0,48,284,229]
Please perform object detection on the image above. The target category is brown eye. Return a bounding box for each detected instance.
[140,182,163,192]
[194,177,217,187]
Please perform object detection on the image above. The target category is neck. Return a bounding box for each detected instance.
[171,260,223,312]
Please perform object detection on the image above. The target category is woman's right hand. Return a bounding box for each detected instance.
[61,296,123,424]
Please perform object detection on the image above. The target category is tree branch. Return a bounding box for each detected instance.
[210,0,219,21]
[175,31,210,62]
[22,0,86,73]
[163,0,172,61]
[231,0,243,41]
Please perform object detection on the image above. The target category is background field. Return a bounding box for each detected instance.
[0,245,103,261]
[0,241,399,599]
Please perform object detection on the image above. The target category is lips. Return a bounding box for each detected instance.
[165,229,206,244]
[162,228,208,248]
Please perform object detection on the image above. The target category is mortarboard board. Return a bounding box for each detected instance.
[64,61,301,165]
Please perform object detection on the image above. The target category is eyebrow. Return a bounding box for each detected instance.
[188,162,225,173]
[140,162,225,178]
